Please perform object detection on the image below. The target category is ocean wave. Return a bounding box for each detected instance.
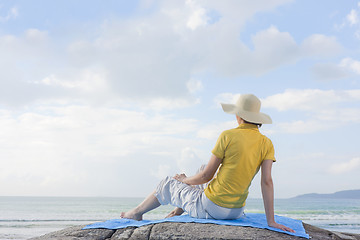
[0,219,100,223]
[283,214,360,221]
[275,209,360,215]
[328,223,360,226]
[0,220,95,230]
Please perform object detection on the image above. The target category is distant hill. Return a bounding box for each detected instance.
[294,189,360,199]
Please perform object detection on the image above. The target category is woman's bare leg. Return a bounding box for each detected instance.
[121,191,160,221]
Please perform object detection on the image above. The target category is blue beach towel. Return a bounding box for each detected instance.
[83,213,309,239]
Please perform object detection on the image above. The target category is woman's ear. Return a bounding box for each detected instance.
[236,115,243,124]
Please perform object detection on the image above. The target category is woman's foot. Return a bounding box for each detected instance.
[120,190,161,221]
[165,207,184,218]
[120,209,143,221]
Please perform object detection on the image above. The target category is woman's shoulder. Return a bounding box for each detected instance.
[215,128,238,142]
[261,134,274,147]
[220,127,240,136]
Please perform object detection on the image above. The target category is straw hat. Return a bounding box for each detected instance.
[221,94,272,124]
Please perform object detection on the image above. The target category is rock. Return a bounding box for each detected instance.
[29,222,360,240]
[110,227,136,240]
[29,225,115,240]
[332,232,358,240]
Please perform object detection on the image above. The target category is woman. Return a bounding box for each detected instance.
[121,94,294,233]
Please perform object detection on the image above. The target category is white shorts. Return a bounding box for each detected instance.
[154,176,244,219]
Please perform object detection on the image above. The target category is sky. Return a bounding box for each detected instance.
[0,0,359,199]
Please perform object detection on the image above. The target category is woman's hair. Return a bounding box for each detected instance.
[244,119,262,128]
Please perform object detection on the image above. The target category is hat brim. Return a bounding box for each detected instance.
[221,103,272,124]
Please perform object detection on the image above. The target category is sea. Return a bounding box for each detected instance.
[0,196,359,240]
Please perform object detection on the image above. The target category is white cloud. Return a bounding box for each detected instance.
[311,57,360,81]
[0,29,56,107]
[197,121,235,140]
[25,28,48,42]
[328,157,360,174]
[276,120,334,134]
[356,30,360,40]
[251,26,298,70]
[261,89,360,134]
[150,164,172,179]
[301,34,342,57]
[145,97,200,111]
[311,63,349,81]
[208,26,343,76]
[1,0,360,198]
[0,104,203,196]
[263,89,360,112]
[214,93,241,107]
[0,6,18,22]
[38,70,109,93]
[0,2,345,107]
[186,0,209,30]
[177,147,202,176]
[339,57,360,75]
[186,79,203,94]
[347,9,359,25]
[336,4,360,39]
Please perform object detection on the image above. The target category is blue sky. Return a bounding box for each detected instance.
[0,0,359,198]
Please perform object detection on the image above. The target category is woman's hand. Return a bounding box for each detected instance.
[268,221,295,233]
[173,173,187,183]
[165,207,184,218]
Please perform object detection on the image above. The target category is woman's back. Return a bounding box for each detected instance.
[204,123,275,208]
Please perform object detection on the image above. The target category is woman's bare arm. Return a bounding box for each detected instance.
[174,154,222,185]
[261,159,295,233]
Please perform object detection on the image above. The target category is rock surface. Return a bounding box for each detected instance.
[29,222,360,240]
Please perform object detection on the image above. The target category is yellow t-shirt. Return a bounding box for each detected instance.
[204,123,276,208]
